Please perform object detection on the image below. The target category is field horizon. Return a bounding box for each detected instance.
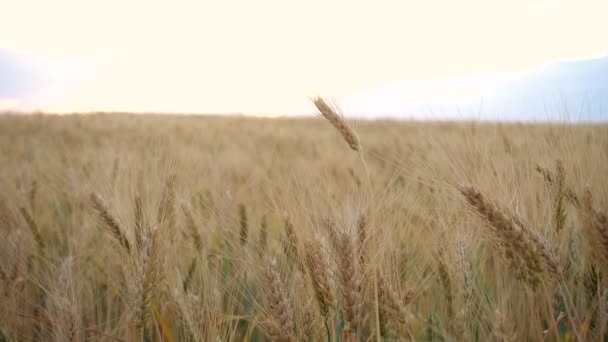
[1,110,605,125]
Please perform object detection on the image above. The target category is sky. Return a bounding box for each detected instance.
[1,0,607,119]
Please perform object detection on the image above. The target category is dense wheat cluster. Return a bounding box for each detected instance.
[0,105,607,341]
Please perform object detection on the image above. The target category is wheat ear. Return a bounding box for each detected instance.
[337,230,362,334]
[19,206,44,252]
[261,257,296,342]
[312,97,360,152]
[304,239,335,328]
[553,160,567,232]
[283,216,306,275]
[459,186,545,286]
[157,174,176,225]
[536,164,580,208]
[135,226,161,331]
[90,192,131,252]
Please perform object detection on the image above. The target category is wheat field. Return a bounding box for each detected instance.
[0,102,607,341]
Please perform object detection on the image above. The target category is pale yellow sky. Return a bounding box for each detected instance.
[1,0,607,114]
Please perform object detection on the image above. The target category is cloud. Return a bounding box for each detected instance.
[0,48,104,112]
[0,48,46,100]
[337,56,608,122]
[2,0,607,115]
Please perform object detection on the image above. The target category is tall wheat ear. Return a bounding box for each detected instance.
[312,97,360,152]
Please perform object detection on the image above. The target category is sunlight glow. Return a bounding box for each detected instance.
[1,0,607,115]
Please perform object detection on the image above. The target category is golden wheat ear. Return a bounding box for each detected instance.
[458,185,544,286]
[312,97,361,152]
[90,192,131,252]
[261,257,296,342]
[336,230,362,334]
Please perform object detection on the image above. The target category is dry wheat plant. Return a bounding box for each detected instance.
[0,98,607,341]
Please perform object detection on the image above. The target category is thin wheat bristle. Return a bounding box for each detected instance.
[90,192,131,252]
[312,97,361,152]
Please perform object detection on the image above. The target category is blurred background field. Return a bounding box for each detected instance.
[0,113,606,341]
